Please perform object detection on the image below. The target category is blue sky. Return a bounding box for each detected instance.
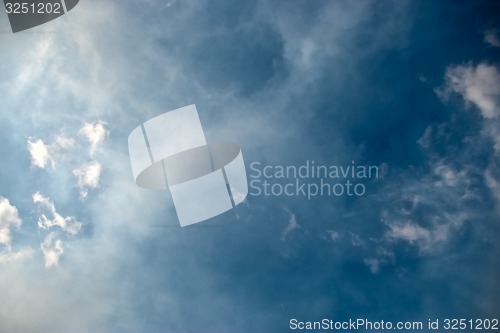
[1,0,499,332]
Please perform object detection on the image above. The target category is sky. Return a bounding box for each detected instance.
[0,0,499,332]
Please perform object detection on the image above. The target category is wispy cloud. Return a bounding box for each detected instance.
[53,134,76,149]
[73,161,102,199]
[327,230,341,242]
[440,63,500,119]
[281,209,301,241]
[384,215,464,254]
[439,62,500,206]
[33,192,82,269]
[41,232,64,268]
[349,232,365,247]
[484,29,500,47]
[485,168,500,208]
[27,126,106,199]
[33,192,83,236]
[363,59,500,271]
[379,160,470,253]
[79,121,108,157]
[27,134,75,169]
[27,139,53,169]
[0,249,34,264]
[387,221,431,243]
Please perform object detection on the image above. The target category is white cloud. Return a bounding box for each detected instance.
[27,139,53,169]
[442,63,500,119]
[73,161,102,198]
[79,121,108,157]
[387,221,431,243]
[27,135,75,169]
[41,232,63,268]
[484,29,500,47]
[33,192,82,236]
[27,130,106,199]
[384,213,465,254]
[0,197,22,250]
[0,197,33,264]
